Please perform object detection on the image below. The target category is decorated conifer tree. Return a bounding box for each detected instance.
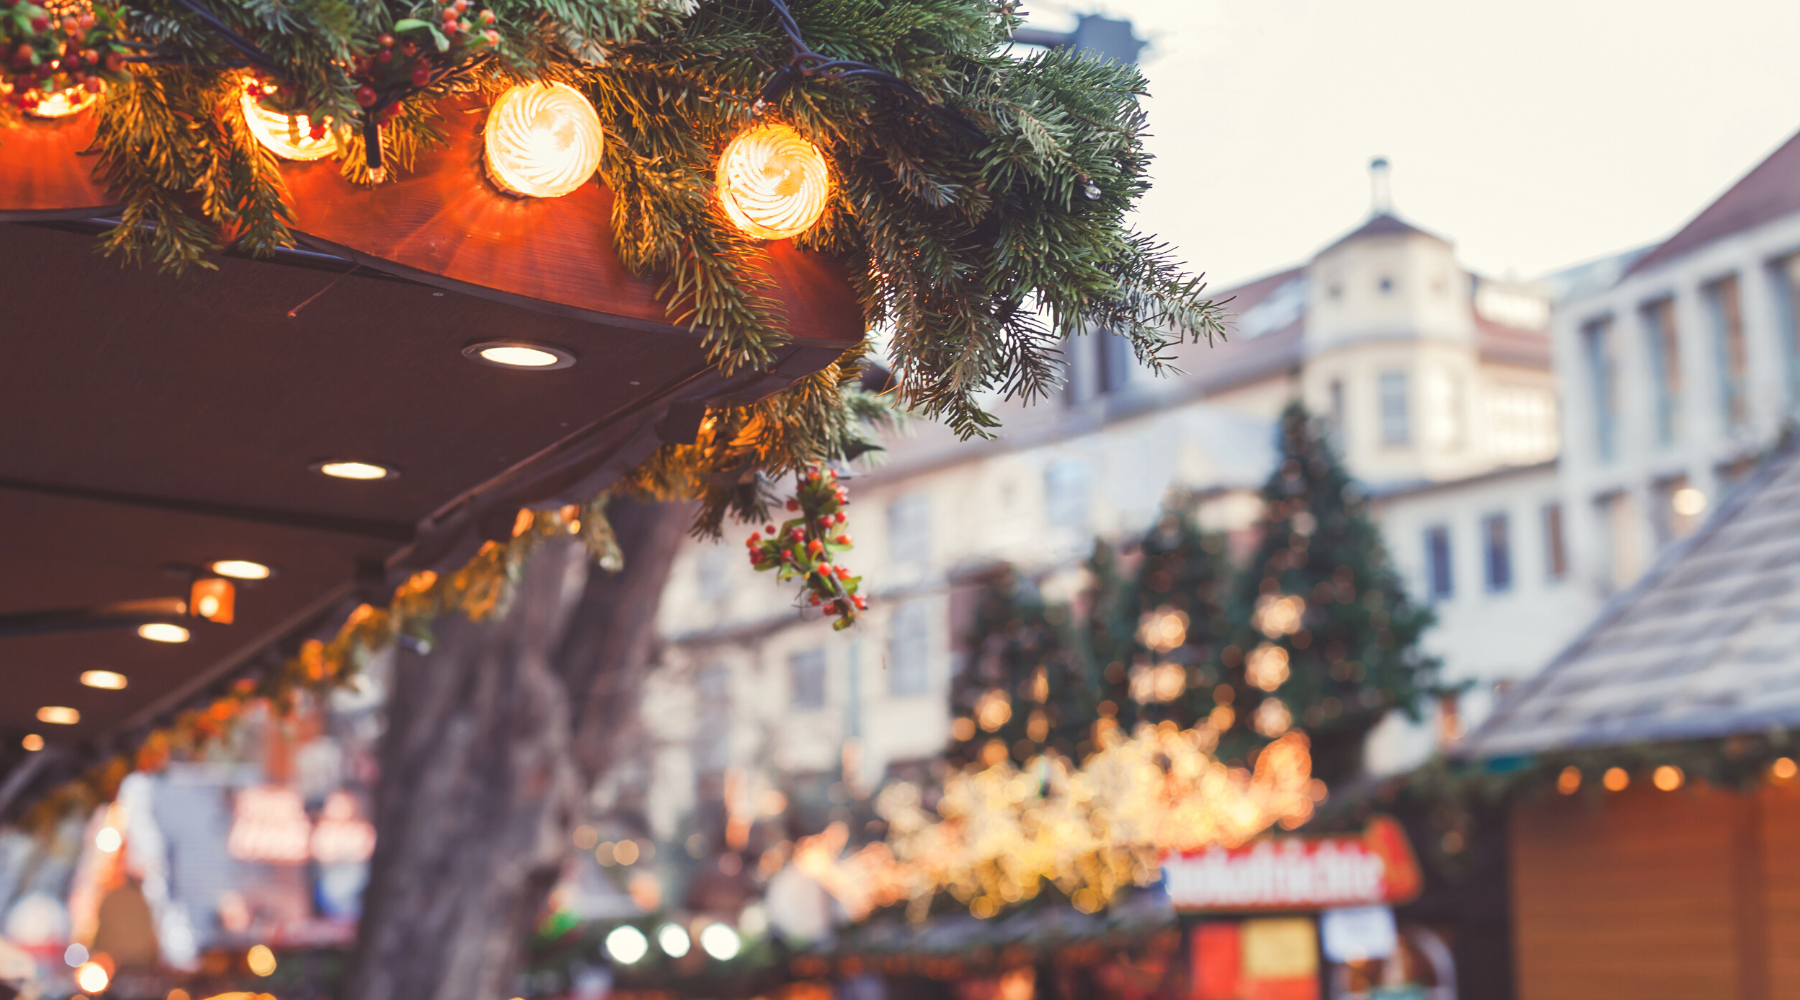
[1218,402,1439,785]
[948,506,1236,768]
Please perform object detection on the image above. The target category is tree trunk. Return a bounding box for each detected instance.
[344,498,690,1000]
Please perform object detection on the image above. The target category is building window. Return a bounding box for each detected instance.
[790,648,826,709]
[1097,331,1132,394]
[1642,298,1683,447]
[888,600,931,696]
[887,493,932,568]
[696,666,732,773]
[1425,526,1453,600]
[1705,275,1750,431]
[1542,503,1568,581]
[1582,318,1618,462]
[1044,457,1091,530]
[1328,378,1346,450]
[1378,371,1410,446]
[1594,492,1641,594]
[1483,514,1513,593]
[1773,254,1800,413]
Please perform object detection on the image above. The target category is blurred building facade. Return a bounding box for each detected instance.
[628,161,1579,905]
[1552,129,1800,599]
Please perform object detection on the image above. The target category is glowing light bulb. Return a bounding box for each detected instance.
[138,623,190,643]
[604,925,649,964]
[211,560,272,580]
[22,734,44,751]
[75,960,108,992]
[483,82,604,199]
[240,84,337,161]
[315,460,394,480]
[81,670,128,690]
[37,706,80,725]
[95,826,123,853]
[716,123,830,240]
[24,85,99,119]
[247,944,277,977]
[657,924,690,957]
[699,922,741,960]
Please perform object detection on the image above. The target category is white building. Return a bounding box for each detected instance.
[1552,128,1800,598]
[623,160,1600,862]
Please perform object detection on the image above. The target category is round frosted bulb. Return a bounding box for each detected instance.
[139,623,191,643]
[604,925,649,964]
[484,82,605,199]
[716,123,830,240]
[211,560,271,580]
[699,922,740,960]
[657,923,690,958]
[317,461,392,480]
[26,86,98,119]
[241,92,337,161]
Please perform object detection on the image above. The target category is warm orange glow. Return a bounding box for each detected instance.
[80,670,128,690]
[483,82,604,199]
[240,88,337,161]
[1653,765,1684,791]
[190,577,236,624]
[37,706,79,725]
[316,461,393,480]
[138,622,190,643]
[716,123,830,240]
[613,840,640,865]
[75,961,109,993]
[21,734,44,751]
[1245,644,1291,691]
[1774,757,1798,781]
[246,944,277,977]
[26,86,99,119]
[211,560,271,580]
[1556,766,1581,795]
[1602,766,1629,791]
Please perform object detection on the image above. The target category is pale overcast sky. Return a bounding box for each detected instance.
[1027,0,1800,288]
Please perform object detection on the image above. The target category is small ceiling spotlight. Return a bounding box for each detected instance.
[81,670,129,690]
[37,706,80,725]
[462,341,576,370]
[210,560,272,581]
[313,460,397,481]
[138,623,191,643]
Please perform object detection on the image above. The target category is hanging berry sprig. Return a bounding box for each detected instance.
[348,0,500,177]
[747,466,864,630]
[1,0,130,114]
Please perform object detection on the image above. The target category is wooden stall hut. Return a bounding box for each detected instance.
[1464,438,1800,1000]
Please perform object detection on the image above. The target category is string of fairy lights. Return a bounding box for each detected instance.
[3,0,986,241]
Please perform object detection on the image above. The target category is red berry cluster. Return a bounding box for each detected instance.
[353,1,500,114]
[747,466,864,630]
[1,0,126,112]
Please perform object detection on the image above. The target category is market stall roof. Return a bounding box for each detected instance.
[1463,437,1800,758]
[0,101,861,804]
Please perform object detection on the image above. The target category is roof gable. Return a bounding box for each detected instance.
[1626,127,1800,277]
[1463,439,1800,757]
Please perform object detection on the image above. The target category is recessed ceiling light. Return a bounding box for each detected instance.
[313,460,397,481]
[463,341,576,370]
[37,706,79,725]
[81,670,129,690]
[138,623,190,643]
[21,734,44,751]
[211,559,272,580]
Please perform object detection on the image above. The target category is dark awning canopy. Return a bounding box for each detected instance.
[0,99,860,797]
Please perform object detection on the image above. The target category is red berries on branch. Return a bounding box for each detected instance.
[748,466,865,630]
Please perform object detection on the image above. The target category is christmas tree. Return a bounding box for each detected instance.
[1219,402,1439,784]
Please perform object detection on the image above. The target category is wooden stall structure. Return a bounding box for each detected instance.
[0,96,862,807]
[1467,438,1800,1000]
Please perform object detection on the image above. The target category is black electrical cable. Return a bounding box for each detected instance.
[757,0,986,143]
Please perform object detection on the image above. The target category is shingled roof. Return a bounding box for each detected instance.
[1463,435,1800,757]
[1625,127,1800,277]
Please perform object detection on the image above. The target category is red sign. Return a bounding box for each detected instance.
[1163,816,1421,912]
